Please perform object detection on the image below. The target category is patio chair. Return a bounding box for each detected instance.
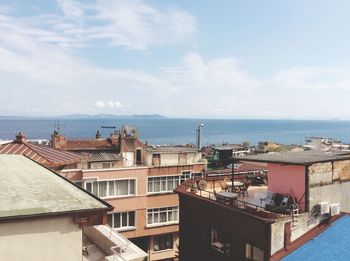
[240,181,250,197]
[220,182,228,192]
[260,191,275,206]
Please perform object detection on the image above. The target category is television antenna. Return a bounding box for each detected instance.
[54,119,66,134]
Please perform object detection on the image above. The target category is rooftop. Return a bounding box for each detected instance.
[146,145,200,153]
[0,155,111,220]
[213,144,247,151]
[66,138,118,151]
[282,215,350,260]
[0,137,85,168]
[81,151,122,162]
[175,177,282,222]
[235,150,350,165]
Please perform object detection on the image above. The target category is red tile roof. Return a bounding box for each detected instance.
[65,138,118,150]
[0,141,85,169]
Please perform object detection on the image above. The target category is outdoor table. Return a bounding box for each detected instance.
[216,191,239,205]
[226,181,244,187]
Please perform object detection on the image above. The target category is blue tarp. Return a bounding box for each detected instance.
[283,215,350,261]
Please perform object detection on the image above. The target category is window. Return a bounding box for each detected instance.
[180,171,191,183]
[153,234,173,252]
[147,207,179,226]
[108,211,135,230]
[85,179,135,198]
[148,176,180,193]
[211,228,231,257]
[73,181,83,187]
[245,243,264,261]
[102,162,112,168]
[148,172,201,194]
[152,154,161,165]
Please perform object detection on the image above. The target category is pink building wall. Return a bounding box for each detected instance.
[268,163,306,211]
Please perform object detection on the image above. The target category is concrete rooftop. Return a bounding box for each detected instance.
[0,155,110,219]
[235,150,350,165]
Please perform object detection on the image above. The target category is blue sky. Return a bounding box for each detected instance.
[1,0,350,119]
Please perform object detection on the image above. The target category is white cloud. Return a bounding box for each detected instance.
[19,0,197,50]
[94,101,123,108]
[271,67,350,91]
[2,3,350,119]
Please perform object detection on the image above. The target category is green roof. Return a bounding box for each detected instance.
[0,155,110,219]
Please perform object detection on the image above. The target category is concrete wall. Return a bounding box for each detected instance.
[268,164,306,210]
[308,160,350,212]
[309,181,350,212]
[0,216,81,261]
[160,153,179,165]
[270,218,286,255]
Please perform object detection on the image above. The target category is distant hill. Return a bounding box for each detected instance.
[0,114,166,120]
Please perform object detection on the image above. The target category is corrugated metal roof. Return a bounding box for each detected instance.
[283,215,350,260]
[0,141,85,168]
[0,155,110,219]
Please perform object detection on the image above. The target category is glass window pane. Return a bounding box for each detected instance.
[109,181,115,196]
[167,178,174,191]
[148,180,153,192]
[116,180,128,195]
[107,214,113,227]
[160,212,167,222]
[245,243,252,258]
[86,183,92,193]
[154,178,161,192]
[98,181,107,197]
[122,212,128,227]
[253,246,264,261]
[130,180,135,194]
[93,182,98,196]
[129,212,135,226]
[147,213,152,224]
[161,177,167,191]
[154,213,159,223]
[115,213,121,228]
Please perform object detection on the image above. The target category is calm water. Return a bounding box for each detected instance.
[0,119,350,145]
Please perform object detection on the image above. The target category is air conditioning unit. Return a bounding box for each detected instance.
[329,203,340,216]
[318,201,330,215]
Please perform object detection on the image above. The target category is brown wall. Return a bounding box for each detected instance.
[178,193,271,261]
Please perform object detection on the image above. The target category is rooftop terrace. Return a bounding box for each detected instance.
[176,177,297,222]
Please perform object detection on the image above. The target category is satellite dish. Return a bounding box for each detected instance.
[198,179,207,190]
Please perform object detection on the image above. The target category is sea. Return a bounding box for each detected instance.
[0,118,350,146]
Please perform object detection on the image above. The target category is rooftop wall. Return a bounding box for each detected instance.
[268,163,306,210]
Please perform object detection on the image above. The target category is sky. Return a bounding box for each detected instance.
[1,0,350,119]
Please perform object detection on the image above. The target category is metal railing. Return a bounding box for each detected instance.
[184,178,293,220]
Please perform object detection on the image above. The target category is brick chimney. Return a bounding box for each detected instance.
[15,131,26,143]
[51,131,67,150]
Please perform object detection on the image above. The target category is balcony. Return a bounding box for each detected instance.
[83,225,147,261]
[181,177,297,221]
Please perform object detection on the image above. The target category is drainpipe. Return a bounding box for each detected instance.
[305,165,309,212]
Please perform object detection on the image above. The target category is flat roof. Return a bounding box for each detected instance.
[0,155,111,220]
[146,146,199,153]
[234,150,350,165]
[283,215,350,260]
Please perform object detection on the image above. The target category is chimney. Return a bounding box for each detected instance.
[96,130,102,139]
[51,131,67,150]
[15,132,26,143]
